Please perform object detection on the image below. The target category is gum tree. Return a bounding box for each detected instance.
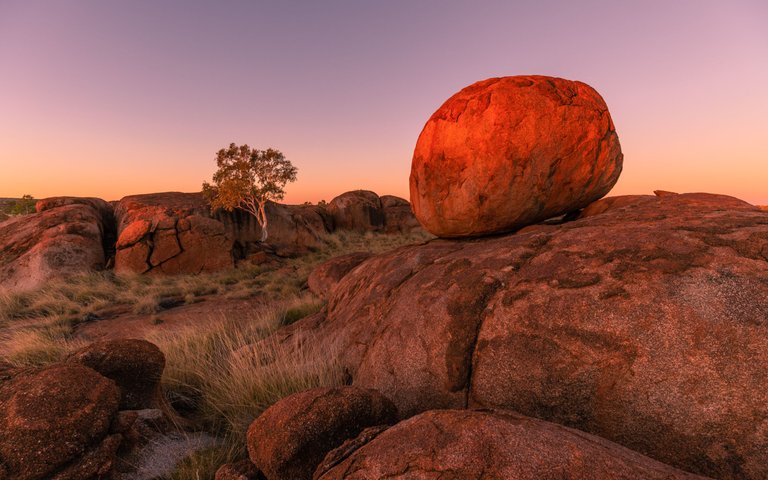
[202,143,297,241]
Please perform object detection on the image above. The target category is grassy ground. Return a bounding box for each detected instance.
[0,229,432,479]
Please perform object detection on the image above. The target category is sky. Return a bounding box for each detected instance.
[0,0,766,204]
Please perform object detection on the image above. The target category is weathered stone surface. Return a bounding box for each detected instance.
[578,194,656,219]
[316,410,710,480]
[281,193,768,479]
[35,196,113,219]
[0,364,121,480]
[67,339,165,410]
[0,203,108,292]
[312,425,389,480]
[114,192,233,274]
[215,460,264,480]
[247,386,398,480]
[308,252,373,299]
[327,191,385,232]
[379,195,422,234]
[410,75,623,237]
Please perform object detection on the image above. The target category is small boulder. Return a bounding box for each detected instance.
[410,75,623,237]
[0,364,121,480]
[315,410,710,479]
[308,252,373,299]
[247,386,398,480]
[327,191,384,232]
[67,339,165,410]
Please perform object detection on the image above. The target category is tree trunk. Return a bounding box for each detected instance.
[259,203,269,242]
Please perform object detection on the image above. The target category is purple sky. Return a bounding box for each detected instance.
[1,0,766,204]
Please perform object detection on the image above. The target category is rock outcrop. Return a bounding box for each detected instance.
[247,386,398,480]
[410,75,623,237]
[0,364,121,480]
[114,192,234,275]
[315,409,710,480]
[327,190,384,232]
[216,202,332,258]
[380,195,421,233]
[308,252,373,299]
[0,201,110,292]
[281,193,768,479]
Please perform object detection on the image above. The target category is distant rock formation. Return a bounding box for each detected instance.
[410,75,623,237]
[114,192,233,275]
[112,190,420,275]
[0,190,422,289]
[0,200,111,292]
[275,192,768,479]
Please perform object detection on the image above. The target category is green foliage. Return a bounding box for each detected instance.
[10,194,36,215]
[202,143,298,241]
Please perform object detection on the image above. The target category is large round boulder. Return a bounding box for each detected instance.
[247,386,397,480]
[279,193,768,479]
[410,75,623,237]
[0,364,121,480]
[315,410,709,479]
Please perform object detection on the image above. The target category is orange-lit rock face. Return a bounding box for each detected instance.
[410,75,623,237]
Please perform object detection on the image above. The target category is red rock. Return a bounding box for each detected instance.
[215,460,264,480]
[0,203,108,292]
[281,193,768,479]
[114,192,233,275]
[327,191,384,232]
[0,364,121,480]
[35,196,113,220]
[315,410,710,480]
[379,195,422,234]
[216,202,332,258]
[67,339,165,410]
[578,194,656,218]
[247,386,397,480]
[308,252,373,299]
[410,75,623,237]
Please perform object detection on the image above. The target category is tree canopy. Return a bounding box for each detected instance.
[202,143,297,241]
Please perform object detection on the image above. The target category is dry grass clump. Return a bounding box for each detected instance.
[148,296,342,478]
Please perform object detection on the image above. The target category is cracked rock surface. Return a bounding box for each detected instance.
[410,75,623,237]
[279,193,768,479]
[114,192,233,275]
[315,409,711,480]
